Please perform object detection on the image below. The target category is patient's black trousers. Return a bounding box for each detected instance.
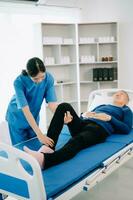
[43,103,108,169]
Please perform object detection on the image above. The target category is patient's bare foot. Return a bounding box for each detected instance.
[23,146,44,169]
[38,145,54,153]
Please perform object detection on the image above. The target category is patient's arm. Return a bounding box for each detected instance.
[110,117,132,134]
[91,113,111,121]
[110,108,132,134]
[82,112,111,121]
[88,110,132,134]
[82,111,96,118]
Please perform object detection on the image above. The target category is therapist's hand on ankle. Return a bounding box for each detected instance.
[37,132,54,147]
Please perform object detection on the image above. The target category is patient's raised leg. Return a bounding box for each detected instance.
[47,103,83,148]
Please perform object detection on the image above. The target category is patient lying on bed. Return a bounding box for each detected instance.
[24,90,133,170]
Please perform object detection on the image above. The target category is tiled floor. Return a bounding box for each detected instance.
[6,157,133,200]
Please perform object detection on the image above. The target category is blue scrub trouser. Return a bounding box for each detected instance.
[8,123,36,145]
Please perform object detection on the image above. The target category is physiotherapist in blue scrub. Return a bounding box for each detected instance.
[6,57,57,146]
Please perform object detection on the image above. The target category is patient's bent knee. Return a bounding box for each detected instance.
[57,102,72,111]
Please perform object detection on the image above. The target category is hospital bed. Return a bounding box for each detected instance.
[0,88,133,200]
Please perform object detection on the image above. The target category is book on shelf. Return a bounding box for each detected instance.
[98,68,103,81]
[113,67,117,80]
[108,68,114,81]
[93,68,116,82]
[93,68,99,81]
[103,68,109,81]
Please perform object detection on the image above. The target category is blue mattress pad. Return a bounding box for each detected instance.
[0,125,133,199]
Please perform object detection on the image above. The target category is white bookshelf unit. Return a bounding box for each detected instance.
[40,22,118,126]
[78,22,118,112]
[41,23,79,125]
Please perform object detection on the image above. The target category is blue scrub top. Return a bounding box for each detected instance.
[6,72,57,129]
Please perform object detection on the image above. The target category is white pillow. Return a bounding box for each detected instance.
[88,95,113,111]
[88,94,133,112]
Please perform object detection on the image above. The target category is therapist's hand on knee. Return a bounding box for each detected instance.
[38,133,54,147]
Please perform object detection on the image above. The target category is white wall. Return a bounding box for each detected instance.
[0,2,81,123]
[1,0,133,126]
[79,0,133,90]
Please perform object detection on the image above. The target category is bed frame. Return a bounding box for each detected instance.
[0,88,133,200]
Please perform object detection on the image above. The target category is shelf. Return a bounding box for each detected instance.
[80,80,117,84]
[96,61,117,64]
[62,43,76,46]
[55,81,76,86]
[43,43,76,46]
[79,42,97,45]
[46,62,76,66]
[98,80,118,83]
[99,41,117,45]
[79,61,117,65]
[79,41,117,45]
[80,81,94,84]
